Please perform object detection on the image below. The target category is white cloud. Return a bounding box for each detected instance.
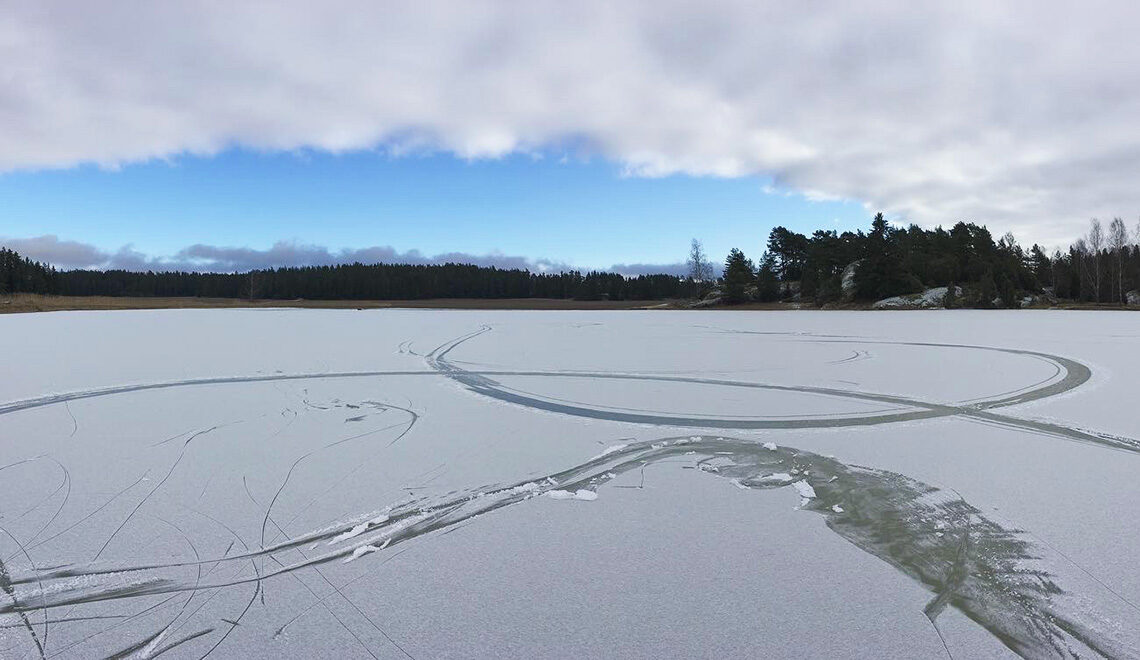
[5,1,1140,246]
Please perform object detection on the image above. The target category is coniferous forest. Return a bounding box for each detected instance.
[4,213,1139,306]
[0,248,682,301]
[703,214,1140,307]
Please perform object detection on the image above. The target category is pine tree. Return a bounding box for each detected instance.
[722,249,755,304]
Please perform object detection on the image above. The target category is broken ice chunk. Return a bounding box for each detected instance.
[545,489,598,501]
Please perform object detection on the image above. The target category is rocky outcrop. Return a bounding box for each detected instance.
[840,260,862,302]
[778,280,801,301]
[1019,291,1058,308]
[690,295,723,308]
[872,286,961,310]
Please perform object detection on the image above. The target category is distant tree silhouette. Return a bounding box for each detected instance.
[0,254,684,302]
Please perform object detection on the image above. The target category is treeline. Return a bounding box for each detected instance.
[0,248,56,295]
[708,213,1140,307]
[0,256,683,301]
[7,213,1140,307]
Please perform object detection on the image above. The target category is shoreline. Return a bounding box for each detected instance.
[0,293,1132,314]
[0,294,675,314]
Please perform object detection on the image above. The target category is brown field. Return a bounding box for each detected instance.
[0,293,679,314]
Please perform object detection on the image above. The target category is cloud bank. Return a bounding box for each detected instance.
[5,2,1140,245]
[1,235,684,276]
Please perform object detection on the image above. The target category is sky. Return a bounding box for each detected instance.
[0,150,865,274]
[3,1,1140,273]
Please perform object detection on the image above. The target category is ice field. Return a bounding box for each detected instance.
[2,309,1140,658]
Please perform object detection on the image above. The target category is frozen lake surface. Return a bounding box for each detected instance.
[2,309,1140,658]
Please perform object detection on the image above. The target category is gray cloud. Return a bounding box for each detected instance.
[6,2,1140,246]
[0,235,109,269]
[0,235,174,270]
[169,241,579,272]
[2,235,680,275]
[609,262,688,278]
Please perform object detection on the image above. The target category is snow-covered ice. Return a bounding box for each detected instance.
[2,308,1140,658]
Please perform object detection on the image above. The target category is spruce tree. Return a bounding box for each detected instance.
[855,213,918,300]
[755,252,780,302]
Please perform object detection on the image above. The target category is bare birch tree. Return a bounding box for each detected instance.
[686,239,714,298]
[1108,217,1128,303]
[1087,219,1104,302]
[687,239,714,284]
[1073,238,1089,300]
[1050,249,1061,292]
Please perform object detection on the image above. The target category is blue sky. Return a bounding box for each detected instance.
[0,150,870,272]
[4,3,1129,270]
